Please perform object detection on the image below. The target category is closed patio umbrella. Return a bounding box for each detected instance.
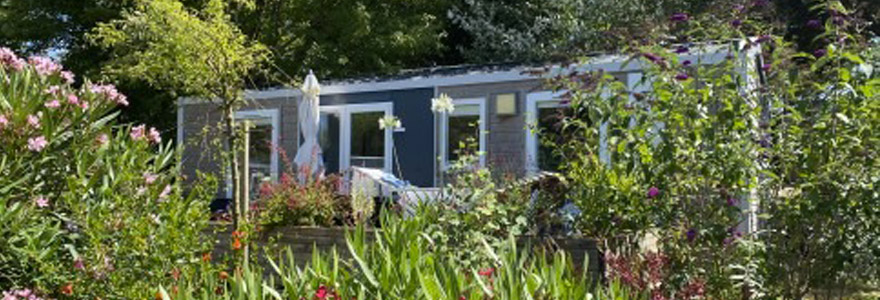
[294,70,324,181]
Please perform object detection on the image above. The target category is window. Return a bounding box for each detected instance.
[318,102,394,173]
[525,91,567,174]
[350,111,385,168]
[441,98,486,167]
[228,109,280,200]
[535,101,572,172]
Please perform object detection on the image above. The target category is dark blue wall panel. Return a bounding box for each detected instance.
[320,88,436,187]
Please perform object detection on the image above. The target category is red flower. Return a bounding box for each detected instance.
[202,252,212,263]
[61,283,74,295]
[314,285,328,300]
[478,268,494,276]
[232,238,242,251]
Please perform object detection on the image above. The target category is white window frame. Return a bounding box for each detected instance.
[525,91,567,174]
[439,98,487,169]
[319,102,394,173]
[226,108,280,199]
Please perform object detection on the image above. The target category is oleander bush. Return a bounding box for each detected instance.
[0,48,216,299]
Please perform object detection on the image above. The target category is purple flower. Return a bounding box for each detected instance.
[727,197,738,206]
[832,15,845,26]
[751,0,769,7]
[674,46,689,54]
[647,186,660,198]
[670,13,689,22]
[682,60,692,66]
[643,53,664,63]
[28,56,61,76]
[813,48,827,58]
[27,136,47,152]
[675,73,689,81]
[686,228,698,242]
[806,19,821,29]
[756,35,772,44]
[734,4,746,13]
[731,19,743,27]
[761,63,772,72]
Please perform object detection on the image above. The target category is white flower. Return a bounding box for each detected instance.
[378,115,402,130]
[431,93,455,114]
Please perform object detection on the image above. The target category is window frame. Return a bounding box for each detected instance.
[319,102,394,174]
[440,98,487,169]
[226,108,280,199]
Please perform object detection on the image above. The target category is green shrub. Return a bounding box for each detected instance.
[0,48,215,299]
[545,1,879,298]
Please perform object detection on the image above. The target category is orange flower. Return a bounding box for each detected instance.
[219,271,229,280]
[232,238,242,250]
[61,283,74,295]
[201,252,212,263]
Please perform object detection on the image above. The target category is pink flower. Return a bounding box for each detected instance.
[647,186,660,198]
[0,47,26,71]
[314,285,328,300]
[44,85,61,95]
[158,185,171,200]
[130,125,146,141]
[27,136,48,152]
[34,196,49,208]
[79,101,89,110]
[66,94,79,105]
[148,127,161,144]
[74,258,85,270]
[26,114,40,129]
[96,133,109,146]
[0,115,7,129]
[45,100,61,109]
[143,172,158,185]
[28,56,61,76]
[60,71,75,84]
[88,83,128,106]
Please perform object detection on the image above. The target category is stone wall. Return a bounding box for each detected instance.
[208,224,602,278]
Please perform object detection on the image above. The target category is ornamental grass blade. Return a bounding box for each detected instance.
[346,237,378,288]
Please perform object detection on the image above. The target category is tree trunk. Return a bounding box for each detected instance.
[224,105,241,231]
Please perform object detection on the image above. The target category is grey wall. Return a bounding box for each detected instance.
[180,97,298,198]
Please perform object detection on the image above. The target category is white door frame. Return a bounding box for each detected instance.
[226,108,280,199]
[320,102,394,173]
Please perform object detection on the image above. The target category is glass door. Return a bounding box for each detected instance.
[319,103,393,174]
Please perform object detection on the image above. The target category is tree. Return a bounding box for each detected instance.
[232,0,455,81]
[90,0,267,236]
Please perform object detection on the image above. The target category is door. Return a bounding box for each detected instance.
[319,103,394,174]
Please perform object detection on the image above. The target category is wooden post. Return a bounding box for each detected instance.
[240,120,250,270]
